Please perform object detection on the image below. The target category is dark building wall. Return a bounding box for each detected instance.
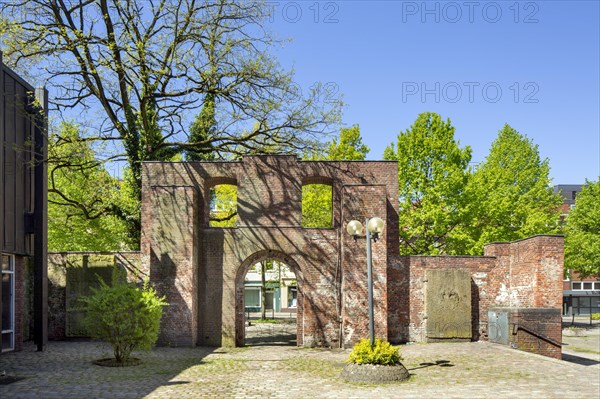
[2,58,36,255]
[1,54,47,354]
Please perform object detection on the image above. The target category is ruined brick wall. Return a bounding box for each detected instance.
[483,236,564,310]
[385,236,564,346]
[46,252,142,340]
[389,255,496,343]
[341,185,389,346]
[141,156,399,348]
[139,156,563,354]
[508,308,562,359]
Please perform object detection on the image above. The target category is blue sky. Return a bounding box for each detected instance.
[266,0,600,184]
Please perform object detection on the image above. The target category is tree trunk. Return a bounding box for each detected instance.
[261,261,266,320]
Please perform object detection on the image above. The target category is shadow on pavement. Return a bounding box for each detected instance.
[562,353,600,366]
[0,341,215,398]
[408,359,454,371]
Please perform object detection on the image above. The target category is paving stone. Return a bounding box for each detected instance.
[0,341,598,398]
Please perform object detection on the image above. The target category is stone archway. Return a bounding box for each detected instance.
[235,250,304,346]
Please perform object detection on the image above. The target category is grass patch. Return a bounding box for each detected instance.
[569,346,600,355]
[283,357,340,379]
[251,318,280,324]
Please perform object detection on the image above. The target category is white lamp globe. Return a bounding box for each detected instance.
[346,220,364,236]
[367,217,384,234]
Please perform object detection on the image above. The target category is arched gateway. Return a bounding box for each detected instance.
[140,155,399,348]
[140,155,564,356]
[235,250,304,346]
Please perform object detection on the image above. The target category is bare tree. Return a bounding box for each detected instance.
[1,0,342,242]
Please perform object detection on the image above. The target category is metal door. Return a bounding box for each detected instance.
[488,310,509,345]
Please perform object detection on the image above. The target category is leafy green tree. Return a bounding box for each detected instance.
[82,280,167,365]
[383,112,472,255]
[326,125,370,161]
[564,180,600,277]
[302,184,334,228]
[187,93,217,161]
[48,122,133,251]
[209,184,238,227]
[302,125,370,227]
[463,124,562,254]
[1,0,342,241]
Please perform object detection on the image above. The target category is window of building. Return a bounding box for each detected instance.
[571,191,577,200]
[209,184,238,227]
[244,287,261,308]
[302,183,333,228]
[288,286,297,308]
[571,281,600,291]
[2,255,15,352]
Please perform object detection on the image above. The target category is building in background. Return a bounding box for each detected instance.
[1,54,48,354]
[555,184,600,316]
[244,261,297,314]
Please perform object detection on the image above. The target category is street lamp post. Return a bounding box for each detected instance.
[346,217,384,347]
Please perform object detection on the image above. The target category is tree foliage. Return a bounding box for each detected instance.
[302,184,333,228]
[187,93,217,161]
[82,280,167,364]
[326,124,370,161]
[209,184,238,227]
[302,125,370,227]
[1,0,341,240]
[383,112,472,255]
[564,180,600,277]
[48,122,134,251]
[462,124,562,254]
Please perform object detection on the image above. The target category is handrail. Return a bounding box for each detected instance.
[513,323,562,347]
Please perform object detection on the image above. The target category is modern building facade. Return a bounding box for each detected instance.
[244,261,297,313]
[1,54,48,354]
[554,184,600,316]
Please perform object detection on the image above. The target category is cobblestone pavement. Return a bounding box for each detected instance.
[1,340,599,399]
[562,322,600,366]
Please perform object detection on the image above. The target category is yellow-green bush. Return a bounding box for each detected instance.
[592,313,600,321]
[347,338,401,365]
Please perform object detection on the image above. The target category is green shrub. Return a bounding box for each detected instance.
[347,338,401,365]
[592,313,600,321]
[82,280,167,364]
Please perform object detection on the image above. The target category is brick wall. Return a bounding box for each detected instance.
[96,155,570,360]
[390,255,496,343]
[341,185,388,346]
[46,252,142,340]
[491,307,562,359]
[141,156,400,348]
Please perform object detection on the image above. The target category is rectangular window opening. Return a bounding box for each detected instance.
[302,184,333,228]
